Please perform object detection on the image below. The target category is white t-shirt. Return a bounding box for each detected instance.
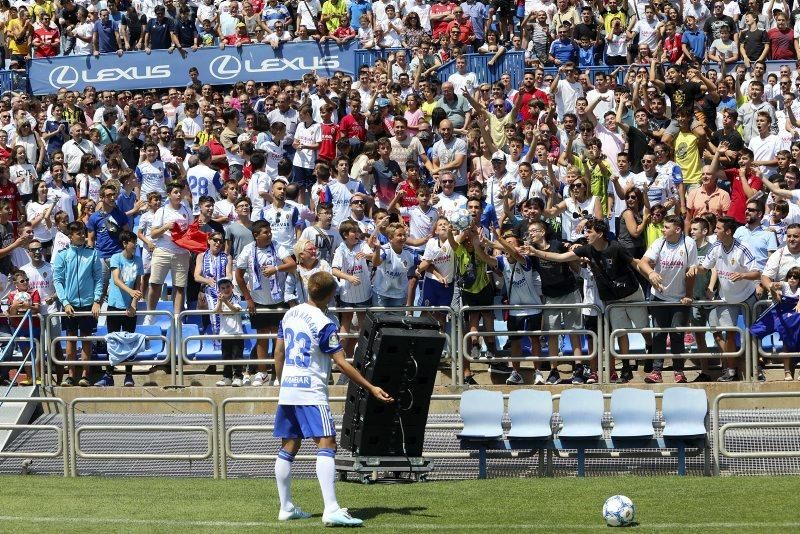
[497,256,542,314]
[431,137,469,187]
[152,202,193,254]
[135,160,169,197]
[399,204,438,245]
[20,261,54,316]
[261,203,301,251]
[748,133,781,178]
[186,163,221,214]
[47,185,77,222]
[373,244,414,298]
[448,71,478,95]
[586,89,616,120]
[644,236,698,302]
[247,170,272,211]
[555,79,583,119]
[332,241,373,303]
[421,237,455,284]
[763,245,800,282]
[434,192,467,219]
[700,239,758,303]
[26,201,56,243]
[292,121,322,169]
[235,240,291,305]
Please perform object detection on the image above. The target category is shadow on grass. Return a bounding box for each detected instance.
[353,506,433,520]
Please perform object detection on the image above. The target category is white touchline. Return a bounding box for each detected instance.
[1,517,800,530]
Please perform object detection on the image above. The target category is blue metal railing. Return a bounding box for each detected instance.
[0,310,36,397]
[0,70,29,94]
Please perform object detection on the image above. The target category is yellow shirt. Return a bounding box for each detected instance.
[674,130,702,185]
[6,18,30,56]
[603,11,626,35]
[574,155,612,216]
[645,222,664,248]
[488,112,515,150]
[31,1,55,22]
[321,0,347,33]
[421,100,437,124]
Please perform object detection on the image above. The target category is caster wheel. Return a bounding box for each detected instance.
[361,474,372,485]
[338,472,347,482]
[418,474,429,482]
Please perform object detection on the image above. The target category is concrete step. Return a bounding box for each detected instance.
[0,386,39,450]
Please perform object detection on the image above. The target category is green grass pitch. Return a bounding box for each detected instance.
[1,475,798,532]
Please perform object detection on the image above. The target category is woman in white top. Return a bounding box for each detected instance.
[287,238,332,306]
[544,174,602,242]
[26,180,56,253]
[9,145,37,203]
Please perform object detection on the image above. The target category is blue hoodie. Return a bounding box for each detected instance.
[53,245,103,308]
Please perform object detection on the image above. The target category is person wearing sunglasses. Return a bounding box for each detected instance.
[543,174,602,242]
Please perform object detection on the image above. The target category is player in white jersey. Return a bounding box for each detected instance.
[273,271,392,526]
[186,146,223,214]
[246,153,273,211]
[261,178,302,252]
[134,142,169,197]
[639,214,698,384]
[690,216,760,381]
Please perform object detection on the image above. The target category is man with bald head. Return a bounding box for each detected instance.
[436,82,472,134]
[685,147,730,231]
[431,118,468,191]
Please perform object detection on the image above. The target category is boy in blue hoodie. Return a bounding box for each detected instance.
[53,221,103,387]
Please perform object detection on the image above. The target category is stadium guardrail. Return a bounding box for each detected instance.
[0,397,69,476]
[68,397,220,478]
[603,300,752,383]
[46,310,175,387]
[457,303,603,386]
[0,310,38,391]
[711,391,800,476]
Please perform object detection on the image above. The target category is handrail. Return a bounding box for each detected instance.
[604,300,752,382]
[0,310,37,392]
[68,397,219,478]
[711,391,800,475]
[0,397,69,476]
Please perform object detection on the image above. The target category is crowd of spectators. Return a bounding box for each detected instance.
[2,0,800,389]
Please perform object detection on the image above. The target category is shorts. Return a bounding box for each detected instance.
[421,277,455,307]
[292,166,316,190]
[149,248,191,287]
[62,306,97,335]
[691,305,713,326]
[507,313,542,333]
[337,297,372,309]
[250,303,286,330]
[106,307,136,333]
[461,283,494,307]
[607,287,649,330]
[543,290,583,330]
[274,404,336,439]
[711,293,756,328]
[141,247,153,273]
[373,293,406,308]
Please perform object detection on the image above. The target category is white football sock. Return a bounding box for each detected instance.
[275,449,295,512]
[316,448,339,514]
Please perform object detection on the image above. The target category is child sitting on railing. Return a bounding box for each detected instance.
[6,270,40,386]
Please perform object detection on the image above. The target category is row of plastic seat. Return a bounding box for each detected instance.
[458,388,709,477]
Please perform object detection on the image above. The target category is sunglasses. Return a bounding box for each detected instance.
[350,200,366,205]
[626,195,638,200]
[16,278,29,282]
[209,237,223,242]
[441,180,454,184]
[745,208,759,212]
[571,183,586,189]
[789,274,800,279]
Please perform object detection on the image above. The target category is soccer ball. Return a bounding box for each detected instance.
[602,495,636,527]
[449,208,472,232]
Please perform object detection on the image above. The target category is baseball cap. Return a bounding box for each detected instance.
[491,150,506,162]
[87,5,97,12]
[151,103,164,111]
[376,98,390,108]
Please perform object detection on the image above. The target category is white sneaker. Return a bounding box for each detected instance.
[231,377,243,387]
[215,378,232,387]
[322,508,363,527]
[252,371,269,386]
[278,506,312,521]
[273,379,280,386]
[469,345,480,360]
[505,370,523,385]
[241,373,252,386]
[533,371,545,386]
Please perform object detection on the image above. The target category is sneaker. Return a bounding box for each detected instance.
[674,371,687,384]
[644,370,663,384]
[622,366,635,382]
[278,506,312,521]
[232,377,243,387]
[684,333,696,346]
[216,377,232,387]
[757,366,766,382]
[60,376,74,387]
[505,370,523,385]
[692,372,713,383]
[572,371,585,385]
[94,373,114,387]
[489,362,512,375]
[241,373,252,386]
[785,371,794,382]
[469,345,480,360]
[124,374,135,387]
[585,372,598,384]
[251,371,269,386]
[78,376,91,387]
[609,372,619,383]
[322,508,363,527]
[546,369,560,385]
[533,371,545,385]
[463,374,478,385]
[614,372,629,384]
[717,369,738,382]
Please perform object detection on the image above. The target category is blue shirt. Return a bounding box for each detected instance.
[94,19,120,53]
[116,189,137,216]
[348,0,372,29]
[682,29,706,59]
[461,1,488,41]
[578,46,595,67]
[549,38,577,64]
[87,206,130,259]
[734,225,778,269]
[108,252,143,310]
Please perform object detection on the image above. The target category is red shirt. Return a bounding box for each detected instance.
[0,182,21,223]
[518,88,549,121]
[430,2,457,40]
[339,113,366,142]
[768,27,796,60]
[446,19,473,44]
[206,138,229,180]
[318,122,338,162]
[225,33,252,46]
[33,24,60,58]
[724,167,763,223]
[7,290,40,329]
[396,180,420,208]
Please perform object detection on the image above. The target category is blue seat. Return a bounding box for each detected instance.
[559,389,604,439]
[662,387,709,476]
[610,388,655,439]
[134,324,165,360]
[557,389,604,477]
[179,324,202,360]
[457,390,504,440]
[151,301,174,333]
[506,390,552,440]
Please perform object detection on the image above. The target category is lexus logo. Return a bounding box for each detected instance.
[208,55,242,80]
[49,65,80,89]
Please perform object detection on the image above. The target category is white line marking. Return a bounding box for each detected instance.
[1,517,800,530]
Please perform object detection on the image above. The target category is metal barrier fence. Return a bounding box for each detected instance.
[435,51,525,88]
[46,310,175,387]
[0,397,69,476]
[457,304,602,386]
[68,397,219,478]
[603,300,752,383]
[0,310,38,391]
[712,392,800,476]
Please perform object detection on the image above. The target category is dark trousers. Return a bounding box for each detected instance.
[650,297,688,372]
[222,339,244,379]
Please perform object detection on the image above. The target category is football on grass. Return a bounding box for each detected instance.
[603,495,636,527]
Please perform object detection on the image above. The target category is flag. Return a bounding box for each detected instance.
[750,296,800,352]
[171,220,209,254]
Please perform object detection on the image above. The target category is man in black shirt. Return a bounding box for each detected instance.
[117,123,143,170]
[650,60,711,144]
[616,92,657,173]
[527,219,648,383]
[703,2,737,42]
[573,6,601,62]
[739,11,770,67]
[708,108,744,169]
[172,7,199,50]
[144,5,176,52]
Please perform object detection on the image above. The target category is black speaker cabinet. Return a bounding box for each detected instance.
[340,312,445,457]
